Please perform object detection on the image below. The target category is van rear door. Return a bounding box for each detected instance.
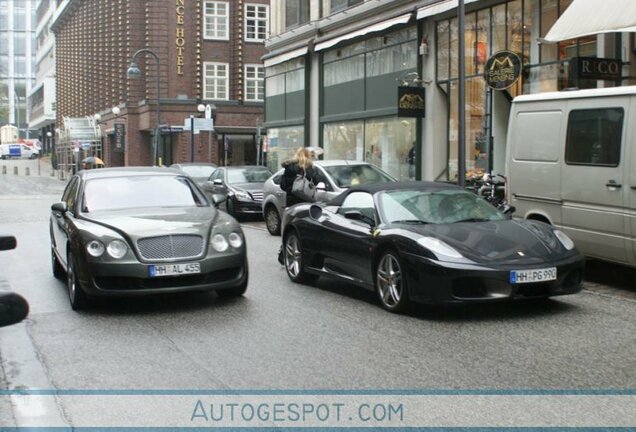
[561,98,629,264]
[628,113,636,266]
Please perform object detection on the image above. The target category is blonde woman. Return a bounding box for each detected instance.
[280,147,316,207]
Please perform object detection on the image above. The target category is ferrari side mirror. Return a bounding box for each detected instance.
[315,181,326,191]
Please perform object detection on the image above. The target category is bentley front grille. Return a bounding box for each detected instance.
[137,234,204,260]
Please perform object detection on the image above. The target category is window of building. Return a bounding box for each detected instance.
[285,0,310,30]
[330,0,363,14]
[565,108,623,167]
[245,4,268,42]
[14,33,26,55]
[265,126,304,173]
[203,62,229,100]
[244,64,264,101]
[204,1,229,40]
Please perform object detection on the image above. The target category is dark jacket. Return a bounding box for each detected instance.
[280,160,316,207]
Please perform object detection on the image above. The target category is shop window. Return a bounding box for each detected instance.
[265,126,304,173]
[565,108,623,167]
[330,0,363,14]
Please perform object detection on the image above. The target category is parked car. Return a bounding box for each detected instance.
[169,162,217,187]
[0,143,39,159]
[281,181,584,313]
[200,165,272,219]
[262,160,396,235]
[0,234,29,327]
[49,167,248,310]
[506,86,636,268]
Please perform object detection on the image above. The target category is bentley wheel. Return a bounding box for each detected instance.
[284,231,317,284]
[51,247,64,280]
[265,205,281,236]
[67,250,89,310]
[376,251,409,313]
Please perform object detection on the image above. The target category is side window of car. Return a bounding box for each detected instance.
[272,174,282,185]
[337,192,375,221]
[314,167,332,191]
[62,177,79,213]
[209,169,219,181]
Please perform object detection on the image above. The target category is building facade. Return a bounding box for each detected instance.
[0,0,37,142]
[50,0,269,169]
[263,0,636,182]
[28,0,57,154]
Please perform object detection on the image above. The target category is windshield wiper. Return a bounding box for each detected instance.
[392,219,429,225]
[453,217,491,223]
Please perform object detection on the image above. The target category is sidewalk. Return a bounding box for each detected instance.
[0,156,66,196]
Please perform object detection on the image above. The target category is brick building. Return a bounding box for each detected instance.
[50,0,268,168]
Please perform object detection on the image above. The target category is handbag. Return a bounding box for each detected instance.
[291,172,316,202]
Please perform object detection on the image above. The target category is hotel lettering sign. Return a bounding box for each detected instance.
[397,86,426,118]
[484,51,522,90]
[570,57,622,81]
[114,123,125,152]
[176,0,185,75]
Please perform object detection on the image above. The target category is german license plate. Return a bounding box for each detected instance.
[510,267,557,284]
[149,263,201,277]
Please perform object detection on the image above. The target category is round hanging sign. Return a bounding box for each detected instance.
[484,51,522,90]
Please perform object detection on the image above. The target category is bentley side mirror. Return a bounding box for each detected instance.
[51,202,68,213]
[211,195,224,208]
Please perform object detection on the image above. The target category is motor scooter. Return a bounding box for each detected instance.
[0,235,29,327]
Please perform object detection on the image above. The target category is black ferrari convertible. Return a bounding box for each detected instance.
[282,182,584,312]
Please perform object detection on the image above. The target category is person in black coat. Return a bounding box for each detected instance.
[279,147,317,207]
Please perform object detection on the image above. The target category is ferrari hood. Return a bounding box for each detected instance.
[404,219,573,264]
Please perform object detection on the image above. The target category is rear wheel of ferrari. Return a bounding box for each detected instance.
[265,205,281,236]
[284,231,317,284]
[67,250,90,310]
[375,251,410,313]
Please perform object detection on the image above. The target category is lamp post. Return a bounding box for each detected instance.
[14,93,20,141]
[127,49,161,166]
[197,103,216,164]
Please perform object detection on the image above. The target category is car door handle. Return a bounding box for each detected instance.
[606,181,622,189]
[631,186,636,191]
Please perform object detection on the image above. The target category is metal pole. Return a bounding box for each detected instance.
[457,0,466,188]
[190,115,195,162]
[130,49,160,166]
[14,94,19,141]
[208,131,212,163]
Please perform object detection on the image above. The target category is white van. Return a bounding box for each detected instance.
[506,86,636,268]
[0,143,39,159]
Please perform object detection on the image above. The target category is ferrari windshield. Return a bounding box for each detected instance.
[378,189,506,224]
[81,175,208,212]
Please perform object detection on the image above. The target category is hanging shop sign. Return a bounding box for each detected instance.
[397,86,426,118]
[175,0,186,75]
[114,123,126,152]
[484,51,522,90]
[570,57,622,81]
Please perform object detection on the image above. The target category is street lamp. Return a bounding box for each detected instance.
[127,49,161,166]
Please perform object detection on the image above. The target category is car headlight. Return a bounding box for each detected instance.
[107,239,128,259]
[234,191,251,201]
[228,232,243,248]
[211,234,229,252]
[417,237,463,259]
[553,229,575,250]
[86,240,105,257]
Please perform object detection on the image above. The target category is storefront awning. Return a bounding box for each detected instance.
[314,13,412,52]
[416,0,479,20]
[263,46,308,68]
[543,0,636,42]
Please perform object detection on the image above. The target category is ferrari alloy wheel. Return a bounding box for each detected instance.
[265,206,281,236]
[51,247,64,280]
[376,251,409,312]
[284,231,317,284]
[66,250,89,310]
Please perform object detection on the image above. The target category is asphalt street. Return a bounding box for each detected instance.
[0,158,635,428]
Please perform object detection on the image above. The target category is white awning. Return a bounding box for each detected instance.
[543,0,636,42]
[314,13,412,52]
[416,0,479,20]
[263,46,308,68]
